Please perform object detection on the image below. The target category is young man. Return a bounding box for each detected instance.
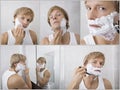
[1,7,37,45]
[68,52,112,89]
[40,6,80,45]
[80,1,119,45]
[36,57,51,89]
[2,54,32,89]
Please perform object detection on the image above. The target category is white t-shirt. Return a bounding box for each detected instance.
[48,31,78,45]
[7,30,33,45]
[79,76,105,90]
[83,34,96,45]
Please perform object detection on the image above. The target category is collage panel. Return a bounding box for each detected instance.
[61,45,119,89]
[39,0,80,45]
[0,46,37,89]
[0,45,60,89]
[0,0,40,45]
[80,0,119,45]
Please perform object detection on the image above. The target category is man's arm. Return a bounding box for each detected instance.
[40,37,49,45]
[75,33,80,45]
[37,70,50,87]
[68,67,86,89]
[7,74,30,89]
[103,78,112,89]
[29,30,38,45]
[24,68,32,89]
[0,32,8,45]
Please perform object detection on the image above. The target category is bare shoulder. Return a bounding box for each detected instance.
[44,69,50,77]
[45,69,50,75]
[29,30,38,44]
[103,78,112,89]
[74,33,80,44]
[40,37,49,45]
[80,39,86,45]
[8,74,28,89]
[0,32,8,45]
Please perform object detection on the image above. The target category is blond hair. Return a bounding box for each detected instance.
[47,5,69,29]
[37,57,46,64]
[83,51,105,66]
[10,53,26,67]
[14,7,34,22]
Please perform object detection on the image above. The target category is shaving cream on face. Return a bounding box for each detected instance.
[86,63,102,76]
[37,63,45,69]
[15,63,26,72]
[15,18,29,31]
[88,11,118,41]
[60,18,67,35]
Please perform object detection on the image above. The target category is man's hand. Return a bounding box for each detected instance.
[50,30,63,45]
[14,26,24,44]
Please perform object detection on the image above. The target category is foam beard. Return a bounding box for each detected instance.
[86,63,102,76]
[60,18,67,35]
[37,63,45,71]
[15,18,29,31]
[88,11,118,41]
[15,63,26,76]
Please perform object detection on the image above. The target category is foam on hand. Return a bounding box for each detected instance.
[15,18,23,29]
[88,11,118,41]
[60,18,67,35]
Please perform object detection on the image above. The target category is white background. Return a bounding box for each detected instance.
[80,0,89,38]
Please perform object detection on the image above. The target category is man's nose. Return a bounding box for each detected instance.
[52,15,57,20]
[23,19,28,24]
[87,9,97,20]
[96,62,101,68]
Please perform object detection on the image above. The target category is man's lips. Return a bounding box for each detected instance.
[53,21,59,24]
[89,24,101,28]
[94,70,101,72]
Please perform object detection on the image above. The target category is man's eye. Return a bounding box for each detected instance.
[21,17,25,20]
[56,13,61,16]
[86,6,91,11]
[49,16,53,19]
[99,7,106,11]
[100,63,104,66]
[27,19,31,22]
[92,61,96,64]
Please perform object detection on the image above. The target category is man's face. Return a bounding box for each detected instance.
[87,58,104,68]
[37,60,46,69]
[85,1,116,20]
[85,58,104,76]
[49,9,65,30]
[15,61,26,72]
[15,14,32,28]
